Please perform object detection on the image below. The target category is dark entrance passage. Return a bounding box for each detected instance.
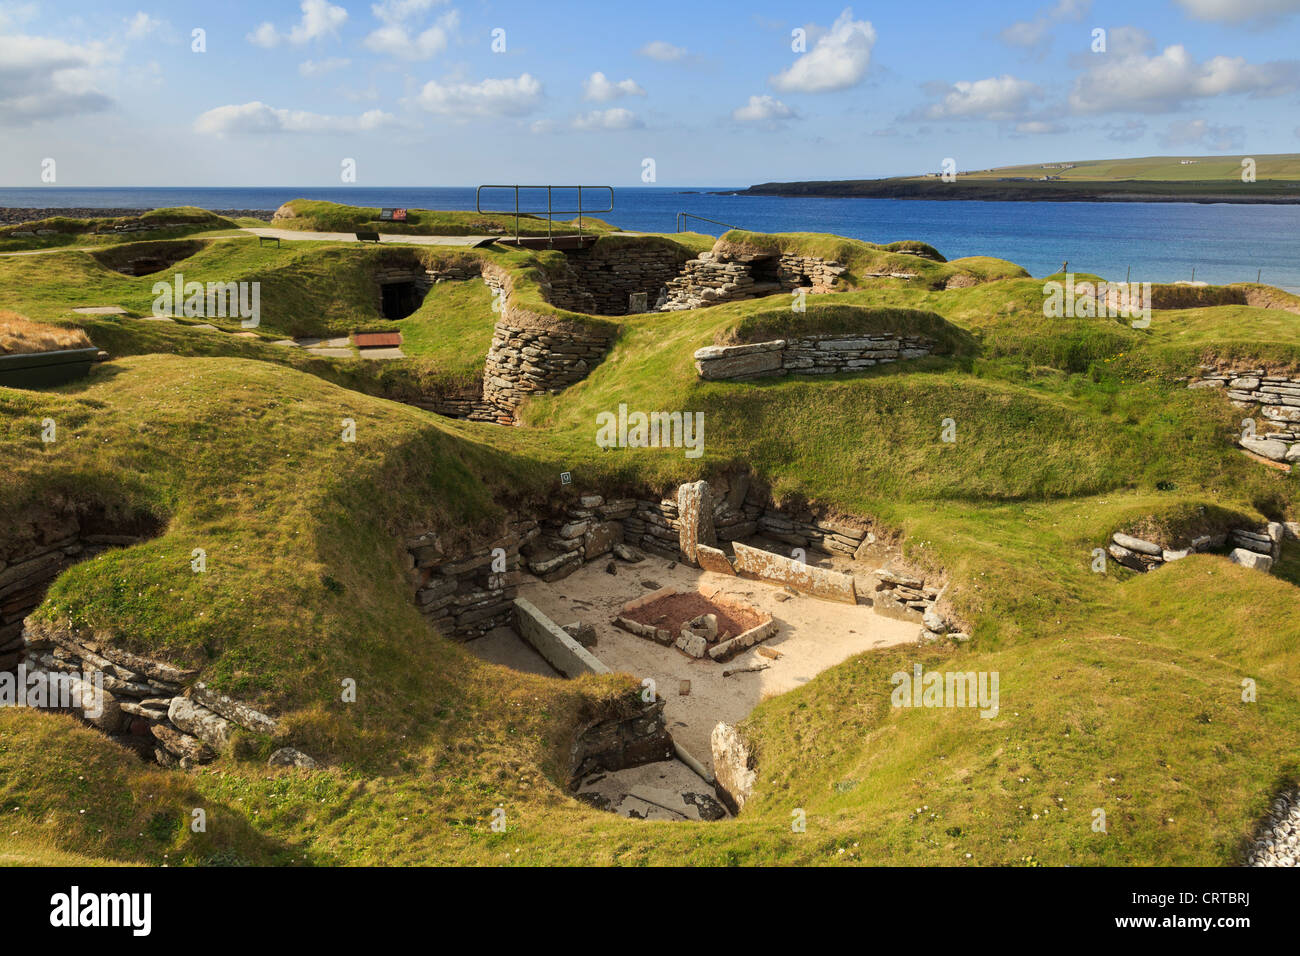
[380,281,422,319]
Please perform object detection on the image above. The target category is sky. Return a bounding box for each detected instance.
[2,0,1300,187]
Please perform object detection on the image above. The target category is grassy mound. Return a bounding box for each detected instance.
[271,199,622,237]
[2,217,1299,867]
[0,207,238,252]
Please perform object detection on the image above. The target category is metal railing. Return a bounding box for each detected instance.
[476,185,613,244]
[676,212,739,233]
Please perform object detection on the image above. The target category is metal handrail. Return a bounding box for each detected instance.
[476,185,614,244]
[676,212,739,233]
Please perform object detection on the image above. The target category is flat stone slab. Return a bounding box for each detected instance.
[294,337,352,348]
[71,306,127,314]
[190,323,220,331]
[140,316,175,323]
[731,540,857,604]
[358,347,405,359]
[696,544,735,575]
[305,348,354,358]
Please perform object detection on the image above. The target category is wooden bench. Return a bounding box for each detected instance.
[257,235,280,247]
[355,230,381,243]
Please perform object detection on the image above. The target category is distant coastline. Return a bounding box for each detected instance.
[728,177,1300,204]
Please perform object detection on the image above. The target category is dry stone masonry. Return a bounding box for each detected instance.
[545,243,690,316]
[659,249,846,311]
[1107,523,1295,575]
[1247,787,1300,867]
[405,473,956,645]
[15,617,298,769]
[481,322,615,414]
[694,333,935,381]
[1189,366,1300,465]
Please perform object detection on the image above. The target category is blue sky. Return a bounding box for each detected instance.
[2,0,1299,186]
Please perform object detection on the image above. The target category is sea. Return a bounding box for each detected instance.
[3,185,1298,291]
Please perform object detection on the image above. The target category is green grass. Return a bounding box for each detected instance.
[0,213,1297,867]
[271,198,624,237]
[956,153,1300,182]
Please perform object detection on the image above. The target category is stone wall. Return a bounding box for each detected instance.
[481,322,615,414]
[569,698,674,784]
[405,474,957,644]
[0,510,300,769]
[546,243,690,316]
[659,249,846,312]
[694,333,935,381]
[1190,366,1300,465]
[14,615,291,769]
[20,618,273,767]
[1107,524,1295,575]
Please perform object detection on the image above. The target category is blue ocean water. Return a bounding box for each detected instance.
[3,185,1298,291]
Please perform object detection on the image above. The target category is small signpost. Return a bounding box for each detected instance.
[377,208,408,221]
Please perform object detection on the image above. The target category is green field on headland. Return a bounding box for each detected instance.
[738,153,1300,203]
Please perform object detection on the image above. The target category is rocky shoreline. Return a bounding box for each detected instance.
[0,207,275,226]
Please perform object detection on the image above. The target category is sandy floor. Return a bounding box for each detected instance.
[576,759,729,821]
[517,553,919,773]
[464,626,561,678]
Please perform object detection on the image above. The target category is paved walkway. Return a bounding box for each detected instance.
[241,227,493,247]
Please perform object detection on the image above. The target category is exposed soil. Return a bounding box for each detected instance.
[621,590,763,639]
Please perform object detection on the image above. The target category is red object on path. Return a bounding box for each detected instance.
[352,332,402,347]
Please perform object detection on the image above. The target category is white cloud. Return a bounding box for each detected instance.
[1014,120,1066,134]
[1158,118,1245,151]
[529,118,556,134]
[1070,44,1300,113]
[638,40,687,62]
[582,72,645,102]
[125,12,163,39]
[363,0,458,60]
[247,22,279,48]
[413,73,543,117]
[193,101,396,135]
[1001,0,1091,50]
[0,33,115,126]
[299,57,351,76]
[572,107,642,130]
[915,75,1042,121]
[247,0,348,48]
[732,94,794,123]
[1175,0,1300,22]
[770,8,875,93]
